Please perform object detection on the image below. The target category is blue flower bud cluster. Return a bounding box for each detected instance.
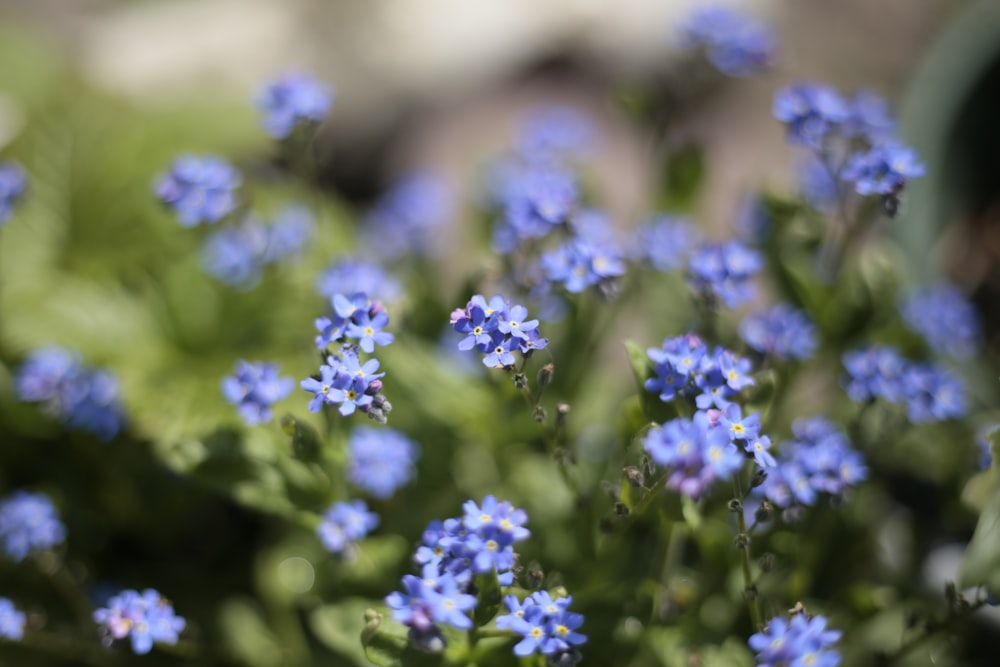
[15,346,125,440]
[451,294,548,368]
[93,588,186,655]
[739,303,818,361]
[842,345,965,424]
[645,334,756,409]
[202,206,313,288]
[254,72,333,140]
[0,598,26,640]
[347,426,420,499]
[385,496,540,649]
[155,154,242,227]
[496,590,587,661]
[305,292,394,420]
[900,282,980,361]
[315,499,380,556]
[754,417,867,510]
[0,491,65,562]
[221,360,295,426]
[677,6,776,77]
[749,611,842,667]
[0,160,27,225]
[687,239,764,308]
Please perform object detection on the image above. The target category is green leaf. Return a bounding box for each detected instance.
[218,598,284,667]
[958,485,1000,594]
[280,413,323,463]
[473,569,503,627]
[310,600,401,667]
[660,144,705,210]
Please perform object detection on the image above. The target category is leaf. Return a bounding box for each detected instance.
[218,598,284,667]
[473,569,503,627]
[310,600,403,667]
[958,485,1000,595]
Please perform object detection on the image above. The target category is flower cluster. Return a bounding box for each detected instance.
[154,154,241,227]
[756,417,866,510]
[515,106,594,163]
[451,294,548,368]
[677,6,776,77]
[739,304,818,361]
[749,611,842,667]
[0,598,26,640]
[315,500,380,556]
[645,334,756,409]
[255,72,333,140]
[386,496,531,645]
[842,345,965,423]
[900,282,980,360]
[361,172,451,260]
[635,215,701,272]
[0,160,27,225]
[0,491,65,562]
[489,161,580,254]
[93,588,186,655]
[315,257,402,304]
[497,590,587,661]
[347,426,420,499]
[15,347,125,440]
[221,360,294,426]
[687,239,763,308]
[304,292,394,420]
[841,142,926,196]
[202,206,313,288]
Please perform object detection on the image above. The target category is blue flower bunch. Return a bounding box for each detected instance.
[347,426,420,499]
[687,239,764,308]
[0,491,65,561]
[154,154,242,227]
[202,206,313,288]
[643,411,747,499]
[749,610,842,667]
[755,417,867,511]
[221,360,295,426]
[496,590,587,661]
[451,294,548,368]
[305,292,394,420]
[361,172,452,261]
[739,303,818,361]
[316,499,380,556]
[634,215,701,272]
[645,334,756,408]
[514,106,594,164]
[677,6,776,77]
[842,345,965,423]
[315,256,403,304]
[0,598,26,640]
[255,72,333,140]
[15,346,125,440]
[93,588,186,655]
[0,160,27,225]
[900,282,980,360]
[540,210,627,294]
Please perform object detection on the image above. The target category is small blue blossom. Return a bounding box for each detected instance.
[452,295,546,368]
[347,426,419,499]
[362,172,451,260]
[94,588,186,655]
[0,160,27,225]
[0,598,25,640]
[841,345,908,404]
[154,155,241,227]
[635,215,701,271]
[515,106,595,162]
[902,363,966,424]
[678,6,776,77]
[316,500,379,555]
[256,72,333,139]
[541,236,626,294]
[202,207,313,288]
[749,612,842,667]
[489,163,579,253]
[688,239,763,307]
[315,257,402,304]
[842,142,925,196]
[739,304,818,361]
[345,310,394,353]
[643,411,742,499]
[221,360,294,426]
[498,590,587,659]
[900,282,980,360]
[0,491,65,562]
[773,84,850,148]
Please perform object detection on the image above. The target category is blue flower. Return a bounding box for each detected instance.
[0,491,66,562]
[489,163,579,253]
[498,591,587,659]
[345,310,394,353]
[316,500,379,555]
[154,155,241,227]
[452,295,545,368]
[900,282,980,360]
[903,363,965,424]
[749,612,842,667]
[643,411,739,499]
[0,161,27,225]
[773,84,850,147]
[256,72,333,139]
[94,588,186,655]
[386,565,477,634]
[0,598,25,640]
[635,215,701,271]
[842,345,908,404]
[347,427,419,499]
[541,237,626,294]
[221,360,294,426]
[515,106,595,162]
[362,172,451,260]
[739,304,818,361]
[688,240,763,307]
[842,142,925,196]
[678,6,776,77]
[315,257,402,304]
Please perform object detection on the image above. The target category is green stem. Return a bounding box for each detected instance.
[732,475,762,630]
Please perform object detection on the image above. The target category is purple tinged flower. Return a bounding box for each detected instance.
[154,154,241,227]
[0,161,27,225]
[256,72,333,139]
[347,426,419,499]
[0,491,65,562]
[94,588,186,655]
[773,83,850,147]
[842,142,925,196]
[222,360,294,426]
[740,304,818,361]
[0,598,25,640]
[316,500,379,555]
[900,282,980,361]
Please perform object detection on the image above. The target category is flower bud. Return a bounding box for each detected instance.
[537,363,555,388]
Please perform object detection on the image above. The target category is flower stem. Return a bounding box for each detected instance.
[732,475,762,630]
